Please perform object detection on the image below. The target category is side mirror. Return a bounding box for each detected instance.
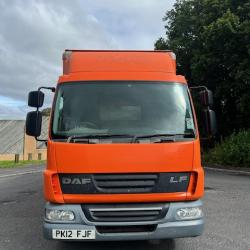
[26,111,42,137]
[28,91,44,108]
[200,89,213,107]
[202,108,217,136]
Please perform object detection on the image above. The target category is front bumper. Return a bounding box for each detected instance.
[43,200,204,241]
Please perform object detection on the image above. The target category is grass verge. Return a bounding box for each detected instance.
[0,160,45,169]
[203,130,250,168]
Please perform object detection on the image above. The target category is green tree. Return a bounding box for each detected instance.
[155,0,250,136]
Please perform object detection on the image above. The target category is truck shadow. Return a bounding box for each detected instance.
[57,239,176,250]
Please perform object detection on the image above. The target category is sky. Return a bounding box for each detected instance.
[0,0,175,119]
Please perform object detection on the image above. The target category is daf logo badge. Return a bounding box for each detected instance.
[170,176,188,183]
[62,177,91,185]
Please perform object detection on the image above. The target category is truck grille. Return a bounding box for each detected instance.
[93,173,158,193]
[82,203,169,222]
[59,172,190,194]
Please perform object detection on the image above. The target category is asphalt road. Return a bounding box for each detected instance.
[0,165,249,250]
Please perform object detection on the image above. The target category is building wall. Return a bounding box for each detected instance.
[0,154,24,161]
[0,119,48,161]
[0,133,47,161]
[23,134,47,160]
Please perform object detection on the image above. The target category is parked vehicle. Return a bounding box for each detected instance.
[26,50,216,241]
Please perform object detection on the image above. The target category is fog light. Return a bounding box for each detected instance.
[45,209,75,221]
[176,207,203,220]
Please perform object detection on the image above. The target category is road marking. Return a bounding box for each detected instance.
[0,170,43,178]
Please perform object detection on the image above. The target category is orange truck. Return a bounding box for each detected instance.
[26,50,216,241]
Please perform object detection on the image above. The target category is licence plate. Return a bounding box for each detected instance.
[52,229,96,240]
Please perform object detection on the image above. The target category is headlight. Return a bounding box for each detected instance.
[45,209,75,221]
[176,207,203,220]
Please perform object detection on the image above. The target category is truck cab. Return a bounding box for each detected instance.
[26,50,216,241]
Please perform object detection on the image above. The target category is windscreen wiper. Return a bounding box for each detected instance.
[132,132,195,143]
[67,134,135,143]
[67,132,195,143]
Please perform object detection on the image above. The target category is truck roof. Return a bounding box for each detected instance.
[62,50,176,75]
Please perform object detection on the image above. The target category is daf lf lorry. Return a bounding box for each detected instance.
[26,50,216,241]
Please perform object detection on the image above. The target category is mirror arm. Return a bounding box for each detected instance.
[35,136,48,147]
[38,86,55,92]
[35,137,47,142]
[36,87,55,109]
[189,85,209,91]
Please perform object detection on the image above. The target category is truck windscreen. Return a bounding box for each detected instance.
[52,81,195,139]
